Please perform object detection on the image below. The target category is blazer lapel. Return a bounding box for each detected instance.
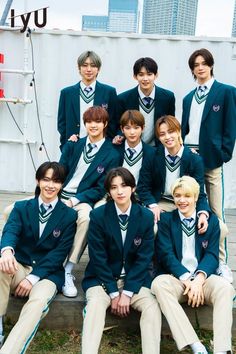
[172,210,183,260]
[201,81,220,123]
[123,204,139,258]
[71,82,81,124]
[38,200,65,244]
[180,146,189,176]
[27,198,40,241]
[158,146,166,190]
[94,81,103,105]
[105,202,123,253]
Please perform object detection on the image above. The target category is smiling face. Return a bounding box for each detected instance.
[193,55,212,84]
[173,187,197,217]
[79,56,100,86]
[109,175,135,212]
[37,168,62,204]
[158,122,182,154]
[134,66,157,96]
[85,119,107,142]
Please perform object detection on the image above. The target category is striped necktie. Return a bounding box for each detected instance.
[142,96,152,108]
[87,143,96,155]
[198,85,207,97]
[127,148,135,160]
[119,214,129,231]
[84,86,93,95]
[168,154,178,165]
[183,217,194,228]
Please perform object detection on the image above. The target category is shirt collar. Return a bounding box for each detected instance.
[165,144,184,158]
[125,140,142,155]
[38,196,58,210]
[196,77,214,91]
[80,80,96,91]
[115,202,132,217]
[86,137,105,150]
[138,85,155,100]
[178,210,196,223]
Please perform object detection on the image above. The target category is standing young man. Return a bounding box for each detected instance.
[82,167,161,354]
[115,57,175,146]
[115,109,156,185]
[59,106,120,297]
[182,48,236,279]
[57,50,118,149]
[0,162,77,353]
[137,115,209,232]
[152,176,235,354]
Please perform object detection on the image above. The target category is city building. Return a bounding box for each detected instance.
[232,0,236,37]
[108,0,139,33]
[82,15,108,32]
[142,0,198,35]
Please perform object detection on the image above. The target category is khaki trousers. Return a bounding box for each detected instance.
[67,198,106,264]
[0,264,56,354]
[151,274,235,353]
[205,167,228,262]
[82,285,162,354]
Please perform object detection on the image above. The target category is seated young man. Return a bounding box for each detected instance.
[151,176,235,354]
[0,162,77,353]
[57,50,118,150]
[115,109,156,185]
[81,167,161,354]
[114,57,175,146]
[59,106,120,297]
[137,115,209,231]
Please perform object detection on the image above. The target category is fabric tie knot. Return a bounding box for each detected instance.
[84,86,93,95]
[168,154,178,164]
[183,217,194,228]
[127,148,136,160]
[87,142,96,155]
[198,85,207,97]
[142,96,152,107]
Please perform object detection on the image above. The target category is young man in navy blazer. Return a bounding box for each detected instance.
[82,167,161,354]
[57,50,118,150]
[0,162,77,353]
[151,176,235,354]
[182,48,236,280]
[115,57,175,147]
[59,106,120,297]
[115,109,156,185]
[137,115,209,232]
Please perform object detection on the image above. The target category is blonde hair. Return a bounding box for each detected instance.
[171,176,200,200]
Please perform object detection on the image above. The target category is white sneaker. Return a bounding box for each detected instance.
[0,334,5,348]
[216,262,233,283]
[62,273,78,297]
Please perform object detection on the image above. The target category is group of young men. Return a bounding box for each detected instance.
[0,48,235,354]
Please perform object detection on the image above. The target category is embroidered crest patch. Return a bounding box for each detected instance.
[134,237,142,246]
[212,104,220,112]
[202,240,208,249]
[97,165,104,174]
[53,229,61,238]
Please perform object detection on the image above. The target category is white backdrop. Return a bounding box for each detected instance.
[0,28,236,207]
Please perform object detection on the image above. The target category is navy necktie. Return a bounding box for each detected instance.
[143,96,152,107]
[127,148,135,160]
[40,204,47,216]
[87,143,96,155]
[198,85,207,97]
[168,155,177,164]
[183,217,193,228]
[84,86,93,95]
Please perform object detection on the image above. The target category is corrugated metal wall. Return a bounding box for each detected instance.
[0,28,236,206]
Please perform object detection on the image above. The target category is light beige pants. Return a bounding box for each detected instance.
[82,285,162,354]
[205,167,228,262]
[0,264,56,354]
[151,274,235,353]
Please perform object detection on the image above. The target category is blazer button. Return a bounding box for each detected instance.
[77,124,80,127]
[32,260,36,264]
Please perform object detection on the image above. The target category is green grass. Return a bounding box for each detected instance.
[4,322,236,353]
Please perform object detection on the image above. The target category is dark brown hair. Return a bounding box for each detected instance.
[188,48,214,80]
[35,161,66,197]
[120,110,145,128]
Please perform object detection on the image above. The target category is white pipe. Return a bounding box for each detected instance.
[0,97,32,104]
[0,69,34,75]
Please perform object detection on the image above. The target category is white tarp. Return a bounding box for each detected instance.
[0,28,235,207]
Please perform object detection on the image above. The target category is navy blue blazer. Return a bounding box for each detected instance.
[155,209,220,278]
[82,201,154,294]
[137,145,210,212]
[182,80,236,169]
[57,81,119,149]
[59,138,120,206]
[117,85,175,146]
[0,198,77,291]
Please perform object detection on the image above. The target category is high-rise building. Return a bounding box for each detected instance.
[142,0,198,35]
[82,16,108,32]
[232,0,236,37]
[108,0,139,33]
